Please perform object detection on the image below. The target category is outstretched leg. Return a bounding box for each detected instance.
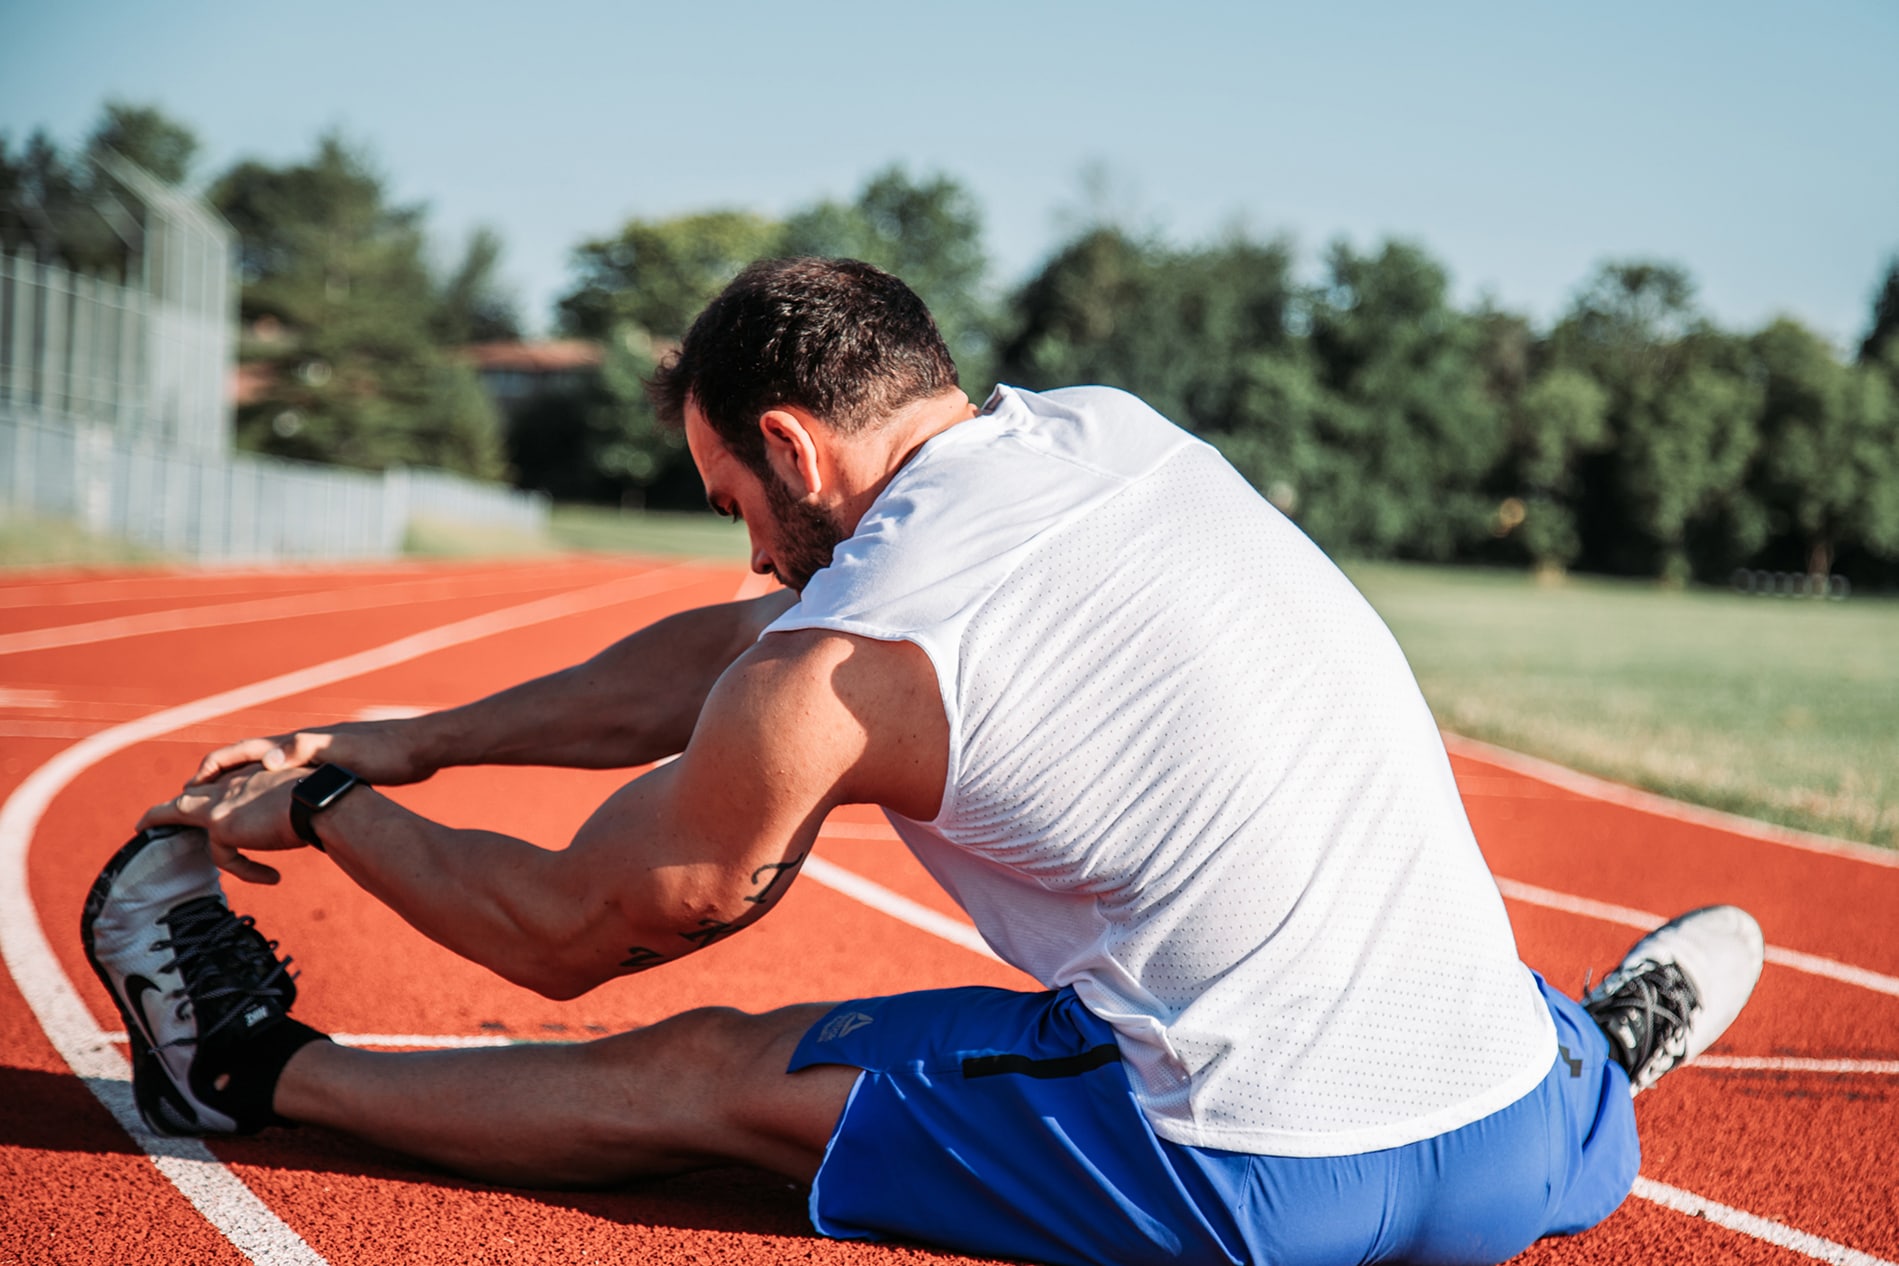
[273,1004,856,1186]
[82,826,856,1186]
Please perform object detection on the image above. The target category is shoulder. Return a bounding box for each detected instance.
[691,628,946,820]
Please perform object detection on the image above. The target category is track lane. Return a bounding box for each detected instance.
[10,561,1027,1265]
[5,561,1897,1266]
[1461,752,1899,1263]
[3,561,732,1266]
[0,560,636,652]
[1458,752,1899,978]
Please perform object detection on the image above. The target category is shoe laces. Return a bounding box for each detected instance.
[1588,958,1700,1085]
[151,896,297,1047]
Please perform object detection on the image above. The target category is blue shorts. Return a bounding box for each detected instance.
[788,974,1637,1266]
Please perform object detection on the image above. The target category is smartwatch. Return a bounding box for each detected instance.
[289,763,365,851]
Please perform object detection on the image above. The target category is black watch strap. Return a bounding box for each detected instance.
[289,763,364,851]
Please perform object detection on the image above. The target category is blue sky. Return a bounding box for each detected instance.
[3,0,1894,345]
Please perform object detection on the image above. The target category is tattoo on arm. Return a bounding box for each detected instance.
[619,946,668,973]
[744,855,804,905]
[678,917,738,950]
[620,851,810,971]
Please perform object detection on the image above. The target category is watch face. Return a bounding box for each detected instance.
[295,764,358,809]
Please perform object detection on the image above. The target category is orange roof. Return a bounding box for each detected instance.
[462,340,604,373]
[231,361,277,406]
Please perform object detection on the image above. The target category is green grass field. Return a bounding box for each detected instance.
[401,506,750,560]
[0,514,169,567]
[1347,563,1899,849]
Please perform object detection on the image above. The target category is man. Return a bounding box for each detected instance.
[88,258,1764,1266]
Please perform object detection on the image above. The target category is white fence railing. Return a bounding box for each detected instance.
[2,406,547,562]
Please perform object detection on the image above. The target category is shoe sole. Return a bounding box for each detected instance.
[80,829,209,1136]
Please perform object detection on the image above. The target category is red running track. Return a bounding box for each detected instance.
[1,557,1894,1266]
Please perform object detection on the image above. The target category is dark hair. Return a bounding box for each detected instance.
[648,257,958,475]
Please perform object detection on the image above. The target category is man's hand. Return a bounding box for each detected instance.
[190,719,430,788]
[140,765,318,885]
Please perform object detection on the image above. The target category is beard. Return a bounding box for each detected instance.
[763,472,847,592]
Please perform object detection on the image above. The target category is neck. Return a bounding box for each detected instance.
[829,388,978,531]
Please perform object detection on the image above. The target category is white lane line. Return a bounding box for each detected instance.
[1494,876,1899,1000]
[731,570,779,601]
[802,854,1001,962]
[1444,732,1899,870]
[1692,1056,1899,1076]
[101,1031,521,1050]
[0,566,608,656]
[0,562,704,1266]
[1632,1178,1896,1266]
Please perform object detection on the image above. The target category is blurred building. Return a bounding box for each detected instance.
[462,339,603,420]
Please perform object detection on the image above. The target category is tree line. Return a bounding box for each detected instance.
[8,103,1898,586]
[3,104,517,479]
[541,171,1899,587]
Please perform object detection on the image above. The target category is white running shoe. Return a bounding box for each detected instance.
[81,826,312,1135]
[1582,905,1765,1094]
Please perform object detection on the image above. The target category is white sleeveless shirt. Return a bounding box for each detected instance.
[766,385,1555,1156]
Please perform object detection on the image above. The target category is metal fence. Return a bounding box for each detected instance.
[1,406,548,562]
[0,157,551,563]
[1,159,234,454]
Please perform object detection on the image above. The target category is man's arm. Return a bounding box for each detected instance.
[146,627,948,998]
[190,590,799,786]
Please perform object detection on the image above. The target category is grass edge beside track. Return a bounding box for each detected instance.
[1347,561,1899,851]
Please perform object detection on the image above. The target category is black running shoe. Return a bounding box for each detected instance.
[81,826,323,1135]
[1583,905,1765,1094]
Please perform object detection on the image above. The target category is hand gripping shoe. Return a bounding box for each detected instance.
[1582,905,1765,1095]
[81,826,327,1135]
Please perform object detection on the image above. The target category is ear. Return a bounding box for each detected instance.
[757,408,825,498]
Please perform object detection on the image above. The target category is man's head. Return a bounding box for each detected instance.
[652,258,964,590]
[650,257,959,479]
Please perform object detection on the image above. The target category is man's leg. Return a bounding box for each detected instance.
[273,1004,856,1187]
[83,826,858,1185]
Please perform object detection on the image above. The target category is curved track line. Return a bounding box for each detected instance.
[1495,876,1899,998]
[1631,1178,1896,1266]
[802,855,1000,961]
[1693,1056,1899,1075]
[1444,732,1899,869]
[0,566,603,656]
[0,563,702,1265]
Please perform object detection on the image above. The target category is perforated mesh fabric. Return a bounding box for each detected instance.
[769,385,1555,1155]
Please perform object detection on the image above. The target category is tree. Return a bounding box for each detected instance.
[549,210,780,503]
[1506,366,1611,570]
[781,166,994,388]
[211,134,506,477]
[558,210,779,341]
[998,226,1167,396]
[1300,239,1507,559]
[1750,318,1899,576]
[1861,257,1899,369]
[433,226,522,345]
[1,103,203,278]
[1546,261,1762,580]
[1622,340,1761,581]
[86,101,198,185]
